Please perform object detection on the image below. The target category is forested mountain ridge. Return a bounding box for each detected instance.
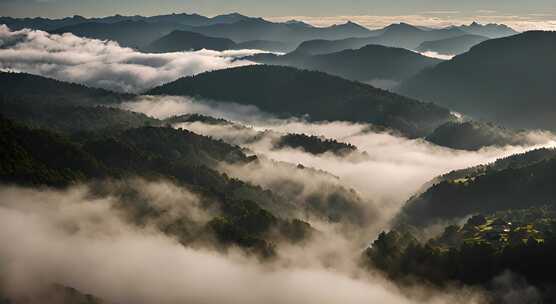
[396,148,556,228]
[147,65,455,137]
[0,116,315,256]
[366,206,556,302]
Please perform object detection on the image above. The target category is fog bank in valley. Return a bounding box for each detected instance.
[0,184,486,304]
[125,96,556,232]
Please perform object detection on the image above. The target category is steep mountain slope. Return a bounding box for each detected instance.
[399,31,556,131]
[47,17,372,51]
[416,34,489,55]
[144,30,236,52]
[147,65,454,137]
[246,44,441,84]
[396,148,556,227]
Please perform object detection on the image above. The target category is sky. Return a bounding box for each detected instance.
[1,0,556,30]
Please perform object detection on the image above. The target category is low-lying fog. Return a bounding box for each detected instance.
[123,95,556,227]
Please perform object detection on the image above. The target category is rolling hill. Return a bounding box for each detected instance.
[147,65,455,137]
[0,12,255,31]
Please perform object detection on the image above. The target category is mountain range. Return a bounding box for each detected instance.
[292,22,516,55]
[1,14,518,54]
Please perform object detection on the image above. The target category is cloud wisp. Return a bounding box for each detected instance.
[0,25,260,93]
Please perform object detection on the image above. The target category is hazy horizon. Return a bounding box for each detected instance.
[1,0,556,31]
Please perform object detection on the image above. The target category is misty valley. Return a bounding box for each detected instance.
[1,7,556,304]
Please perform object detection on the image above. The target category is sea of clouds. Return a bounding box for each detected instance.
[0,25,260,93]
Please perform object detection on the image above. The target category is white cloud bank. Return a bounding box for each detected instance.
[0,184,486,304]
[266,14,556,32]
[0,25,259,93]
[123,96,556,231]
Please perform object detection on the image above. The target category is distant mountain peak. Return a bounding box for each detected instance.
[332,21,369,31]
[383,22,421,33]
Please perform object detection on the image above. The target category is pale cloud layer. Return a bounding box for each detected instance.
[0,25,259,92]
[0,183,488,304]
[267,14,556,32]
[123,96,556,232]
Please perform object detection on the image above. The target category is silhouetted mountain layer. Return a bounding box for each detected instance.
[41,16,371,50]
[52,20,191,48]
[398,31,556,131]
[455,21,519,39]
[416,34,489,55]
[147,65,455,137]
[191,19,372,44]
[2,14,518,55]
[246,44,441,84]
[144,30,294,52]
[0,12,255,31]
[144,30,236,52]
[294,23,467,55]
